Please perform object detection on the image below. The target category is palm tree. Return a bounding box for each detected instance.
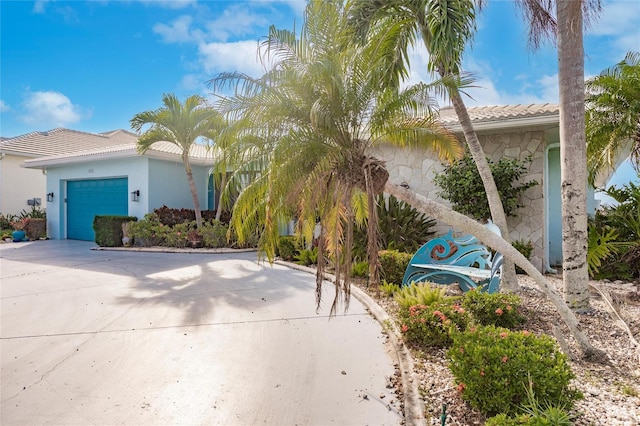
[347,0,519,291]
[130,93,224,229]
[586,51,640,185]
[209,1,464,314]
[516,0,602,311]
[205,1,605,359]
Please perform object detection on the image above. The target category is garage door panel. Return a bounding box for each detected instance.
[67,178,128,241]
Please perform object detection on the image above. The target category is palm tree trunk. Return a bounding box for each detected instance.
[557,0,590,311]
[448,85,519,291]
[215,171,227,222]
[183,153,203,229]
[384,182,606,361]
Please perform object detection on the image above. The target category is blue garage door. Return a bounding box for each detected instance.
[67,178,128,241]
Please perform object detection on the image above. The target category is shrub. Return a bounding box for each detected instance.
[24,218,46,240]
[512,239,533,274]
[127,213,166,247]
[399,302,469,348]
[354,195,436,257]
[378,250,412,286]
[461,290,525,329]
[434,154,538,221]
[153,205,231,226]
[277,235,298,261]
[447,325,581,417]
[0,213,15,230]
[163,222,192,248]
[295,247,318,266]
[18,206,46,219]
[394,282,447,310]
[351,260,369,277]
[380,280,400,297]
[200,221,229,248]
[93,215,138,247]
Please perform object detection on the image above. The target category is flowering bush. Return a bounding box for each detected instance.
[447,325,581,416]
[461,289,525,329]
[398,302,469,348]
[10,218,29,231]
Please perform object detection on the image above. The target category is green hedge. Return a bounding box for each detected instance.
[93,215,138,247]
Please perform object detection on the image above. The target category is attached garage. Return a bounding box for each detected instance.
[67,178,128,241]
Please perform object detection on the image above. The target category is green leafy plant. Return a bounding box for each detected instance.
[127,213,166,247]
[277,235,298,261]
[394,282,447,310]
[163,222,192,248]
[354,195,436,258]
[588,180,640,279]
[380,280,400,297]
[295,247,318,266]
[351,260,369,278]
[447,325,581,417]
[200,220,229,248]
[461,290,525,329]
[378,250,412,286]
[512,239,533,274]
[433,155,539,221]
[399,301,469,348]
[18,206,47,219]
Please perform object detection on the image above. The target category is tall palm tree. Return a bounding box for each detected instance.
[208,0,603,359]
[130,93,224,229]
[209,1,464,314]
[586,51,640,185]
[347,0,519,290]
[517,0,602,311]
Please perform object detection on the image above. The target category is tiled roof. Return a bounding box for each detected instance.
[0,128,137,157]
[22,140,214,168]
[438,104,559,128]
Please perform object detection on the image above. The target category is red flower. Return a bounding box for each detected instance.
[401,324,409,333]
[501,356,508,363]
[480,370,485,376]
[495,308,504,315]
[522,330,530,337]
[499,332,508,339]
[457,383,466,393]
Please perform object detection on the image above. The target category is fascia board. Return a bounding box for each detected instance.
[445,115,559,133]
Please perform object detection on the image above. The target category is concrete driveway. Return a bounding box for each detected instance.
[1,240,401,425]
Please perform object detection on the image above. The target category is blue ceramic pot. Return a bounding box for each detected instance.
[12,230,26,242]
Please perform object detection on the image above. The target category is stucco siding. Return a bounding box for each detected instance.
[147,159,210,214]
[0,154,46,215]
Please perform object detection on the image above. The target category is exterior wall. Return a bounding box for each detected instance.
[0,154,46,215]
[374,127,553,272]
[45,157,149,239]
[148,159,210,213]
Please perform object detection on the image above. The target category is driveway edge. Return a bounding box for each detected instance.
[275,260,425,426]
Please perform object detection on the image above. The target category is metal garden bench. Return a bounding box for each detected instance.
[401,226,504,293]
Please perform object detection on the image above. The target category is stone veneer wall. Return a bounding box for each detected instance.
[373,128,548,272]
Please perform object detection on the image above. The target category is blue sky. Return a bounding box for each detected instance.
[1,0,639,185]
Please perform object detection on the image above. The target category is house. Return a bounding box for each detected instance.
[0,129,141,216]
[3,128,215,241]
[375,104,598,273]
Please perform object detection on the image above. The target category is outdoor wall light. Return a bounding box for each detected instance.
[47,192,54,202]
[131,190,140,202]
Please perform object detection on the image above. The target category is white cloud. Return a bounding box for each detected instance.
[0,100,10,112]
[204,4,269,42]
[198,40,263,77]
[137,0,196,10]
[154,15,199,43]
[590,0,640,53]
[32,0,50,14]
[21,91,85,127]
